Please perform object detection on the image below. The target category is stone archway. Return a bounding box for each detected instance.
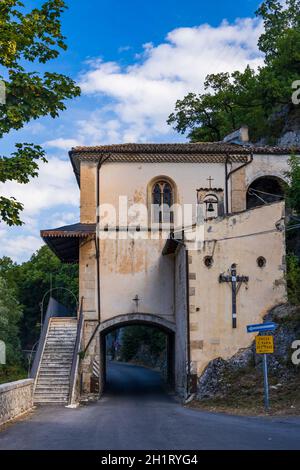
[246,175,286,210]
[98,314,176,396]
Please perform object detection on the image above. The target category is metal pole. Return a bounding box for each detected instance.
[231,266,237,329]
[263,353,270,411]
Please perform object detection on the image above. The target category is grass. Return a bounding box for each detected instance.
[0,365,27,385]
[189,368,300,416]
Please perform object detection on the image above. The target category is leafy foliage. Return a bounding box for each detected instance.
[285,156,300,305]
[120,326,166,363]
[0,245,79,349]
[286,155,300,214]
[0,0,80,225]
[286,254,300,305]
[0,275,23,365]
[168,0,300,143]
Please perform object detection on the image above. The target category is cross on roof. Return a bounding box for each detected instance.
[207,176,214,189]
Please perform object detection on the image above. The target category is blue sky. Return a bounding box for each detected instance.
[0,0,263,262]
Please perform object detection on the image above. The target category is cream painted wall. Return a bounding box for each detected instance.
[99,162,226,225]
[186,202,286,376]
[245,154,290,188]
[99,237,175,321]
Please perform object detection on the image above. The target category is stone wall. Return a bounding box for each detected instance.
[0,379,34,426]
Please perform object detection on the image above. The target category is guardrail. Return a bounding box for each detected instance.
[69,297,84,405]
[30,297,76,379]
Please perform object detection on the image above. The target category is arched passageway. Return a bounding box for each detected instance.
[98,314,176,396]
[247,176,286,210]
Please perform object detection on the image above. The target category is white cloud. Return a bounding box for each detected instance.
[0,16,265,262]
[44,138,82,150]
[0,157,79,217]
[78,17,264,143]
[0,235,43,260]
[0,157,79,262]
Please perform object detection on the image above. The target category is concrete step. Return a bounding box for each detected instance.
[37,379,69,384]
[34,387,69,397]
[34,399,68,405]
[34,318,78,404]
[42,352,74,357]
[35,386,70,392]
[44,342,75,346]
[39,364,71,369]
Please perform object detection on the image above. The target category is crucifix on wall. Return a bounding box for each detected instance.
[132,294,141,313]
[219,264,249,329]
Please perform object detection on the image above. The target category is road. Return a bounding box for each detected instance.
[0,362,300,450]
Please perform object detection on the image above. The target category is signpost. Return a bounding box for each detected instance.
[247,322,278,411]
[247,322,277,334]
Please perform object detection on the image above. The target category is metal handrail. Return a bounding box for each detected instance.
[30,297,72,379]
[68,297,84,405]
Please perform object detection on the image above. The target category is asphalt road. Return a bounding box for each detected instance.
[0,362,300,450]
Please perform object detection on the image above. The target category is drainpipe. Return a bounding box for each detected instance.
[96,159,101,324]
[225,152,254,214]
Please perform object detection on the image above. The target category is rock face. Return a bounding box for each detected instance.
[197,304,300,400]
[278,107,300,147]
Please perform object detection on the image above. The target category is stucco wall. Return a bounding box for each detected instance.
[99,161,226,224]
[100,237,174,321]
[0,379,34,426]
[185,202,286,377]
[245,154,290,188]
[174,246,188,397]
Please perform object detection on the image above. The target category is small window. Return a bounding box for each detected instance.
[257,257,267,268]
[152,180,174,224]
[204,256,214,268]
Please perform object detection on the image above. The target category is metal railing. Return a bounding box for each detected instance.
[68,297,84,405]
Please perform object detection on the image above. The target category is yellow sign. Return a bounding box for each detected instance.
[256,336,274,354]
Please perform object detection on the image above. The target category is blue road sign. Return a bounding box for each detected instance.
[247,322,278,333]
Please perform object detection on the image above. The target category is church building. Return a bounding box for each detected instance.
[39,135,296,402]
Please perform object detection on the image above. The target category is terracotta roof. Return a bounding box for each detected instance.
[41,223,96,238]
[70,142,251,155]
[41,223,96,263]
[69,142,300,186]
[70,142,300,156]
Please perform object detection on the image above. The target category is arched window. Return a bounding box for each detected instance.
[151,180,174,224]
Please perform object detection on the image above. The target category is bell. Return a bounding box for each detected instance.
[207,202,215,212]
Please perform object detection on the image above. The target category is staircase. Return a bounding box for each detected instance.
[34,317,78,405]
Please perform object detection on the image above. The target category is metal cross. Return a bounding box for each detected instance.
[132,295,141,312]
[207,176,214,189]
[219,264,249,329]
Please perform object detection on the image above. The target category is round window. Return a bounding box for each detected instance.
[257,257,267,268]
[204,256,214,268]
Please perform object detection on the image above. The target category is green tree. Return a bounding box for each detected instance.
[286,155,300,214]
[120,326,166,363]
[0,1,80,225]
[168,0,300,143]
[0,245,79,349]
[0,275,23,365]
[286,254,300,305]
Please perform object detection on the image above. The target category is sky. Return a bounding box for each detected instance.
[0,0,264,263]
